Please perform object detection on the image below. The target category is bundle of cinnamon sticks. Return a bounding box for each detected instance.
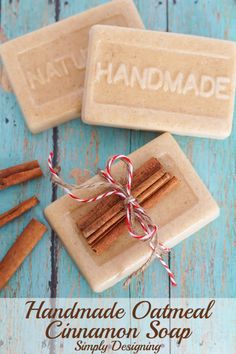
[77,157,179,255]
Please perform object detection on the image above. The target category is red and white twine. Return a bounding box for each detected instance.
[48,152,177,287]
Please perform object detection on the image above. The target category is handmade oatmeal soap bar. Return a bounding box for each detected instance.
[82,25,236,139]
[0,1,143,134]
[44,133,219,292]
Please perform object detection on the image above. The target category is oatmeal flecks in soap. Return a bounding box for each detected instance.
[0,1,144,134]
[44,133,219,292]
[82,25,236,139]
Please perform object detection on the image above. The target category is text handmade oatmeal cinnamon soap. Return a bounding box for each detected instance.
[45,133,219,292]
[82,25,236,139]
[0,1,143,134]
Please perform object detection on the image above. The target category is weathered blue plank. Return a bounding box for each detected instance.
[168,0,236,297]
[0,0,55,297]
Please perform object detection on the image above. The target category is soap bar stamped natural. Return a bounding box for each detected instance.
[0,1,143,133]
[44,133,219,292]
[82,25,236,139]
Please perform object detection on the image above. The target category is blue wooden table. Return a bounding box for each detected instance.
[0,0,235,300]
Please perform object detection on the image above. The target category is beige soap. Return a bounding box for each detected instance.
[82,25,236,139]
[44,133,219,292]
[0,1,144,134]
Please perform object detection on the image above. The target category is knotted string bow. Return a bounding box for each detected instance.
[48,152,176,287]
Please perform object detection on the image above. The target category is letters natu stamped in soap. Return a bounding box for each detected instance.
[26,49,87,90]
[17,16,127,106]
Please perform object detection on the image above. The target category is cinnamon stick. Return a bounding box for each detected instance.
[0,196,39,228]
[87,172,171,245]
[92,176,178,255]
[0,160,43,190]
[0,218,47,290]
[77,157,163,233]
[141,176,178,209]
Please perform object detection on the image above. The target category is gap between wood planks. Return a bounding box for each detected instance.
[165,3,172,354]
[50,0,61,299]
[49,5,61,354]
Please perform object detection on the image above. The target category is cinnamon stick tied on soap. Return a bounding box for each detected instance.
[0,196,39,228]
[93,176,178,255]
[0,160,43,190]
[77,157,163,234]
[0,218,47,290]
[87,172,171,246]
[77,158,179,255]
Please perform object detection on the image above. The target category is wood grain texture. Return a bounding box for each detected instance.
[0,0,235,304]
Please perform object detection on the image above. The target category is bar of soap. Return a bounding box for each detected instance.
[0,1,143,134]
[82,25,236,139]
[44,133,219,292]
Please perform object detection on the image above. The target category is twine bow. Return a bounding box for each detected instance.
[48,152,177,287]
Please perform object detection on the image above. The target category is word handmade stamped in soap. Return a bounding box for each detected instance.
[0,0,143,133]
[82,25,236,139]
[95,62,231,100]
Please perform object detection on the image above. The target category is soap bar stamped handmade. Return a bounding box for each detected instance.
[82,25,236,139]
[44,133,219,292]
[0,1,143,133]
